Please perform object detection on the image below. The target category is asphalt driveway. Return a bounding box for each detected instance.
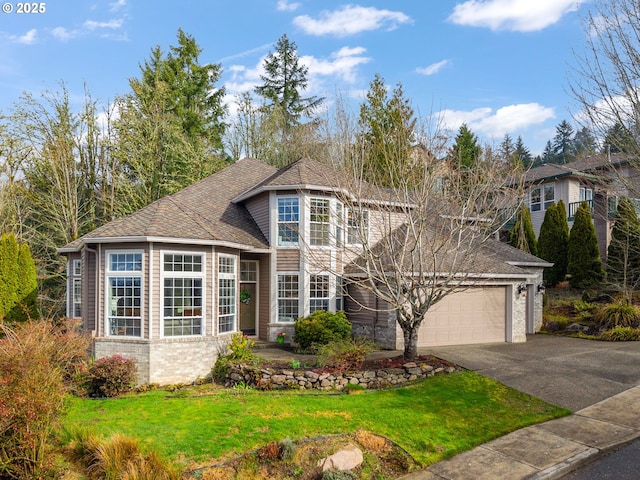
[424,334,640,412]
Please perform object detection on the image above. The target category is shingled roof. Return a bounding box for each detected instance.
[59,158,277,252]
[523,154,629,185]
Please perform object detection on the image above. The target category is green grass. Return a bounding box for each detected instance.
[61,371,569,468]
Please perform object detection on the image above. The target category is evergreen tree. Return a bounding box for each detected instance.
[508,204,537,255]
[357,73,417,187]
[537,201,570,286]
[552,120,576,164]
[567,201,604,288]
[114,29,228,214]
[499,133,515,164]
[514,136,533,169]
[450,123,482,169]
[606,197,640,300]
[255,34,324,136]
[603,122,636,154]
[573,126,597,157]
[0,233,38,323]
[538,141,556,166]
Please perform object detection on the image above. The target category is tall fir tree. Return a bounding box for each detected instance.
[537,201,570,286]
[552,120,577,164]
[450,124,482,169]
[573,126,597,157]
[567,201,604,288]
[606,197,640,300]
[508,204,537,255]
[514,136,533,169]
[357,73,417,187]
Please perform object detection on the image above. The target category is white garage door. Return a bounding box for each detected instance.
[417,287,506,347]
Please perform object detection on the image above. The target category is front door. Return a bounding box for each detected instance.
[239,282,257,335]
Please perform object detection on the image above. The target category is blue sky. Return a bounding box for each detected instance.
[0,0,593,155]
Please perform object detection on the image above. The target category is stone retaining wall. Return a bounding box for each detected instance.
[224,361,459,391]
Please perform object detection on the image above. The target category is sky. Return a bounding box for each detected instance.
[0,0,595,155]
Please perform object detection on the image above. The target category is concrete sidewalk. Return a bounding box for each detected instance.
[399,385,640,480]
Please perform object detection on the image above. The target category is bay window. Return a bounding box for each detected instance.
[162,253,203,336]
[277,274,299,322]
[218,255,237,333]
[107,252,142,337]
[278,197,299,246]
[310,198,330,246]
[309,274,330,312]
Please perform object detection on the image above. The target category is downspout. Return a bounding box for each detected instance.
[85,244,99,338]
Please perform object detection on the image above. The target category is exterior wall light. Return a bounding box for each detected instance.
[537,283,546,294]
[517,283,527,295]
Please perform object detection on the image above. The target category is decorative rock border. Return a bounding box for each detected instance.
[224,361,460,391]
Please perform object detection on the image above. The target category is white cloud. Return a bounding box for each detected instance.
[83,19,123,30]
[109,0,127,12]
[293,5,412,37]
[448,0,588,32]
[51,27,76,42]
[439,103,556,138]
[10,29,37,44]
[303,46,371,83]
[277,0,300,12]
[416,60,449,76]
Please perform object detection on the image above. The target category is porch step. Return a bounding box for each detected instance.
[252,340,291,350]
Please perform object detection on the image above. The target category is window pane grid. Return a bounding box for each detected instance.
[109,253,142,272]
[163,278,203,336]
[73,279,82,318]
[310,198,330,246]
[108,276,141,337]
[278,274,299,322]
[347,209,369,244]
[278,198,300,246]
[240,261,257,282]
[218,256,237,334]
[163,253,202,272]
[310,274,330,313]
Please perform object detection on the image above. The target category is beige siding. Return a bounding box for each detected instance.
[258,254,271,339]
[276,249,300,271]
[245,193,271,243]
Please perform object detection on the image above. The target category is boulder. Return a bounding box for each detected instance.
[317,444,363,472]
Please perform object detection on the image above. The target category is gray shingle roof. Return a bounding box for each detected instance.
[524,154,628,184]
[61,158,277,251]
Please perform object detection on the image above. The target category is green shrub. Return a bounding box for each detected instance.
[568,201,604,288]
[87,355,137,398]
[294,310,351,351]
[537,201,569,286]
[594,301,640,330]
[600,326,640,341]
[572,300,598,321]
[322,470,357,480]
[226,332,256,362]
[317,338,375,373]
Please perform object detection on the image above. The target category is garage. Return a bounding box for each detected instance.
[417,286,507,347]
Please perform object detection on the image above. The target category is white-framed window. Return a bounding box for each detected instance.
[72,278,82,318]
[309,274,330,312]
[347,208,369,245]
[72,259,82,276]
[530,187,542,212]
[277,197,300,247]
[218,255,237,334]
[543,184,555,210]
[240,260,258,282]
[310,198,330,246]
[106,251,143,337]
[335,275,345,312]
[162,252,204,337]
[277,274,299,322]
[335,202,344,248]
[580,186,593,202]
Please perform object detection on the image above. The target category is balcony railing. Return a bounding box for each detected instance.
[568,200,593,220]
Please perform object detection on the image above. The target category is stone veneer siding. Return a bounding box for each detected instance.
[94,336,231,385]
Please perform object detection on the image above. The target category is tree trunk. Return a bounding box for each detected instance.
[402,327,418,361]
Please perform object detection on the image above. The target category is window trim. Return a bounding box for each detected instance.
[543,184,555,210]
[72,278,82,318]
[217,253,237,334]
[309,273,330,313]
[105,250,144,338]
[277,196,300,247]
[530,186,542,212]
[309,197,331,247]
[160,250,205,338]
[277,272,299,323]
[346,208,369,245]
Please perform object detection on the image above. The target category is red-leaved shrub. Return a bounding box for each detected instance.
[87,355,137,398]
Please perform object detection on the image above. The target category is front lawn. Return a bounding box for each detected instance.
[61,370,569,472]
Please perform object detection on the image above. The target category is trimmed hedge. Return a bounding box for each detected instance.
[293,310,351,351]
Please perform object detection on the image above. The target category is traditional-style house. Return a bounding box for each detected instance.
[522,154,640,262]
[59,157,550,384]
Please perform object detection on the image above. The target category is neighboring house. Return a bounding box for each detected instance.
[522,154,640,262]
[59,157,550,385]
